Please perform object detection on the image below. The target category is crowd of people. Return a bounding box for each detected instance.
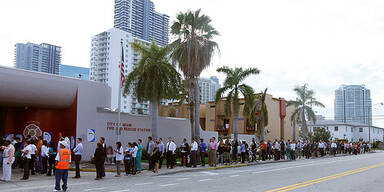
[0,135,378,191]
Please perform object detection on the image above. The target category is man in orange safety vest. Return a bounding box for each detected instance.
[53,141,71,191]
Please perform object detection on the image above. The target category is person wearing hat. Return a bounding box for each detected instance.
[53,141,71,191]
[1,140,15,181]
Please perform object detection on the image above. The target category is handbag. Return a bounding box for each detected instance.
[91,157,96,164]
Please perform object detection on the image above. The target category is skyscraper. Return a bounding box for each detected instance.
[334,85,372,125]
[14,42,61,75]
[114,0,169,47]
[90,28,150,114]
[199,76,221,104]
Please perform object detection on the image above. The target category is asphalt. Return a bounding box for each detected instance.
[1,152,384,192]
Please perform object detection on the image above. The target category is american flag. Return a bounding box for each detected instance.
[120,41,125,87]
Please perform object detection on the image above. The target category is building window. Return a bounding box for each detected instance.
[359,128,363,132]
[334,126,338,131]
[351,128,353,132]
[346,127,347,132]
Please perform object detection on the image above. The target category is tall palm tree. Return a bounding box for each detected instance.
[248,88,269,141]
[288,99,300,141]
[124,41,183,140]
[287,84,325,141]
[215,66,259,141]
[170,9,219,141]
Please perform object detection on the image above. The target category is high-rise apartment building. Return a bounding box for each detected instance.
[14,42,61,75]
[90,28,149,114]
[334,85,372,125]
[114,0,169,47]
[199,76,221,104]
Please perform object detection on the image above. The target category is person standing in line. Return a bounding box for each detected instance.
[157,138,164,169]
[94,143,105,180]
[72,138,83,178]
[114,142,123,177]
[99,137,107,177]
[151,141,160,173]
[1,140,15,181]
[224,139,231,165]
[232,139,238,164]
[291,141,296,160]
[166,137,176,169]
[273,140,280,161]
[21,140,32,180]
[40,140,49,174]
[124,143,132,176]
[147,137,155,170]
[331,140,337,156]
[208,138,215,167]
[217,140,224,165]
[318,140,325,157]
[180,138,189,167]
[280,140,285,160]
[131,142,138,175]
[29,139,37,175]
[136,139,143,173]
[36,137,43,174]
[240,141,246,163]
[286,140,291,160]
[251,138,257,162]
[261,140,267,161]
[47,141,57,176]
[53,141,71,191]
[190,138,198,168]
[199,139,207,167]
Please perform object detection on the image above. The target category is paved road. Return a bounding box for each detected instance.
[1,152,384,192]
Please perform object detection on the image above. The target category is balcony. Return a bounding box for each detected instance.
[246,126,256,131]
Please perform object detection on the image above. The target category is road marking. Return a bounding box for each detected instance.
[135,182,153,186]
[199,178,213,182]
[229,174,240,177]
[176,178,189,181]
[265,162,384,192]
[84,187,106,191]
[110,190,130,192]
[1,182,92,192]
[200,171,219,175]
[160,183,179,187]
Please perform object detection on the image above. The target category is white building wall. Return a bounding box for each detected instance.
[308,121,384,142]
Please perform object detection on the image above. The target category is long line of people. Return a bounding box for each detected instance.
[0,135,377,183]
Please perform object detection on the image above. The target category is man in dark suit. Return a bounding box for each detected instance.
[100,137,106,177]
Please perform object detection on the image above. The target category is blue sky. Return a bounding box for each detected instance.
[1,0,384,126]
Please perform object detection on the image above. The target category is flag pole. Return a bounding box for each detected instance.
[117,39,123,142]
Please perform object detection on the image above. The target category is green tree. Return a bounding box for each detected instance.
[124,42,183,140]
[287,84,325,141]
[311,127,331,142]
[215,66,259,141]
[170,9,219,141]
[248,88,269,141]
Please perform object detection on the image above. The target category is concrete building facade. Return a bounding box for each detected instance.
[159,94,299,141]
[335,85,372,125]
[308,120,384,142]
[14,42,61,75]
[114,0,169,47]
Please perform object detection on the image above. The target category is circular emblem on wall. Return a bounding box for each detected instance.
[23,122,42,140]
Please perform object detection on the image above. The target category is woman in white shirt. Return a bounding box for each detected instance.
[40,140,49,174]
[130,143,138,175]
[114,142,123,177]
